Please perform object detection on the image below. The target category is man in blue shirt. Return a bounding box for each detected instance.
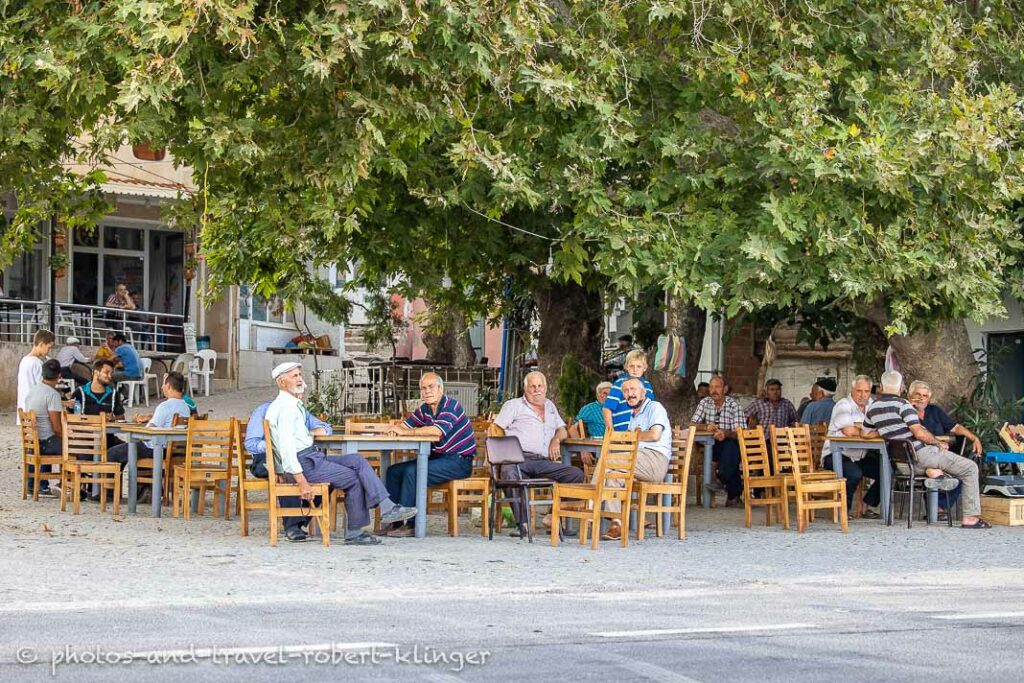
[575,381,612,439]
[800,377,838,425]
[244,393,333,542]
[109,332,142,383]
[108,371,192,502]
[603,350,655,432]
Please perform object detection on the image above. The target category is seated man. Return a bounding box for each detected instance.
[862,371,988,529]
[696,382,710,401]
[821,375,883,518]
[384,372,475,537]
[800,377,838,425]
[602,350,655,432]
[494,371,585,533]
[72,359,125,450]
[109,332,142,383]
[690,375,745,506]
[601,377,672,541]
[23,359,66,496]
[107,371,192,502]
[265,362,415,545]
[908,380,983,520]
[245,392,332,542]
[56,336,92,386]
[575,381,612,440]
[745,379,798,429]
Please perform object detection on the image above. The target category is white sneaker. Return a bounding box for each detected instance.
[924,476,958,492]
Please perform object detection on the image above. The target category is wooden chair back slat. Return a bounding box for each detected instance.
[738,426,773,478]
[593,430,640,499]
[19,409,41,460]
[62,413,107,463]
[770,424,815,475]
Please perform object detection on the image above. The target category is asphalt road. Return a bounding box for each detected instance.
[3,580,1023,682]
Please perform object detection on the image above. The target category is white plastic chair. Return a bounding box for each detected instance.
[170,353,194,396]
[142,357,160,402]
[121,357,152,408]
[190,349,217,397]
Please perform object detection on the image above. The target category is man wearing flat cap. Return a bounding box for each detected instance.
[745,379,798,429]
[800,377,838,426]
[264,362,416,545]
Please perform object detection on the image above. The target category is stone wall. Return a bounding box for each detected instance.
[0,343,31,409]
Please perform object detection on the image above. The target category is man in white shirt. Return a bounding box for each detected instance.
[17,329,55,425]
[56,336,91,385]
[265,362,415,545]
[601,377,673,541]
[821,374,883,518]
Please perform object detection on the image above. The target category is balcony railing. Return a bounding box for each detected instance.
[0,298,185,353]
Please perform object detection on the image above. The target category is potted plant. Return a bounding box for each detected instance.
[53,227,67,249]
[49,251,68,279]
[132,144,166,161]
[183,255,198,281]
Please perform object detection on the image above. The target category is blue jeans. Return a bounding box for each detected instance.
[712,438,743,498]
[385,453,473,525]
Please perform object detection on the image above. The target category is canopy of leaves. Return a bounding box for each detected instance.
[2,1,1024,337]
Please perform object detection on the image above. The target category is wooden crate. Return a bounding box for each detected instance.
[981,496,1024,526]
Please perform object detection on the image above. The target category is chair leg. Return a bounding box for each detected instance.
[488,494,496,541]
[620,503,630,548]
[521,487,533,543]
[636,494,647,541]
[480,483,490,538]
[550,493,561,547]
[908,478,914,529]
[72,471,82,515]
[743,486,753,528]
[239,494,249,536]
[839,490,848,532]
[780,491,790,530]
[448,482,459,537]
[112,474,121,516]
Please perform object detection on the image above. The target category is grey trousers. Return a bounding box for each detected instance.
[298,450,390,531]
[914,445,981,517]
[599,448,669,514]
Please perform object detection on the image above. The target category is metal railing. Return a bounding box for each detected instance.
[0,298,185,353]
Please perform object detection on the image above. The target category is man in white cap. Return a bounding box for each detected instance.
[264,362,416,544]
[56,336,91,385]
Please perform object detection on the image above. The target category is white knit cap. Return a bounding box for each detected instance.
[271,361,302,380]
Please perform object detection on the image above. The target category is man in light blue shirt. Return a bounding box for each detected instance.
[109,332,142,382]
[107,371,192,501]
[601,377,672,541]
[265,362,416,545]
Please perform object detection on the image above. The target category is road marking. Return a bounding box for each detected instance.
[930,611,1024,621]
[580,647,704,683]
[590,623,816,638]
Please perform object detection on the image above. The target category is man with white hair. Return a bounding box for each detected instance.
[56,336,91,385]
[265,362,417,544]
[862,371,988,529]
[800,377,838,425]
[822,375,883,517]
[494,371,585,532]
[575,381,614,439]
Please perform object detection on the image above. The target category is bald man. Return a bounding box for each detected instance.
[384,373,476,537]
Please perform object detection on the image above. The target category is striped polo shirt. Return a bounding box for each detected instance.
[405,394,476,458]
[604,375,655,431]
[863,394,923,451]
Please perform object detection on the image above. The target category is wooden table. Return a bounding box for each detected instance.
[315,434,436,538]
[108,423,189,518]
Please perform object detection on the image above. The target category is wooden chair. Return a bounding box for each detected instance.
[60,413,122,515]
[263,420,331,546]
[19,409,63,500]
[234,420,271,537]
[808,422,829,461]
[736,426,789,529]
[635,426,697,540]
[171,418,235,520]
[775,426,848,533]
[429,420,491,537]
[550,430,640,549]
[567,420,587,439]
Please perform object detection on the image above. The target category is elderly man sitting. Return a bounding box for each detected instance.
[600,377,672,541]
[690,375,746,506]
[494,371,585,535]
[745,379,798,430]
[265,362,417,545]
[862,371,988,529]
[575,381,613,439]
[800,377,838,425]
[908,380,983,521]
[383,372,475,537]
[821,375,882,517]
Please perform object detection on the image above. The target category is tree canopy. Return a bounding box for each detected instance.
[2,1,1024,340]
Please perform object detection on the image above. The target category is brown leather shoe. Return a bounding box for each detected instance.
[386,525,415,537]
[725,496,741,507]
[601,523,622,541]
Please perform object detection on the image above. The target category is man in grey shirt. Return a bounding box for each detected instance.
[24,359,66,495]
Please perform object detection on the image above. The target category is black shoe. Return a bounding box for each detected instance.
[137,487,152,504]
[285,528,309,542]
[344,532,382,545]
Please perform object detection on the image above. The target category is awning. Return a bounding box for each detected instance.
[100,171,193,199]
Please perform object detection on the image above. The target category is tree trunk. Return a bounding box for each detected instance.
[648,295,708,421]
[861,304,977,407]
[421,303,476,368]
[534,279,604,407]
